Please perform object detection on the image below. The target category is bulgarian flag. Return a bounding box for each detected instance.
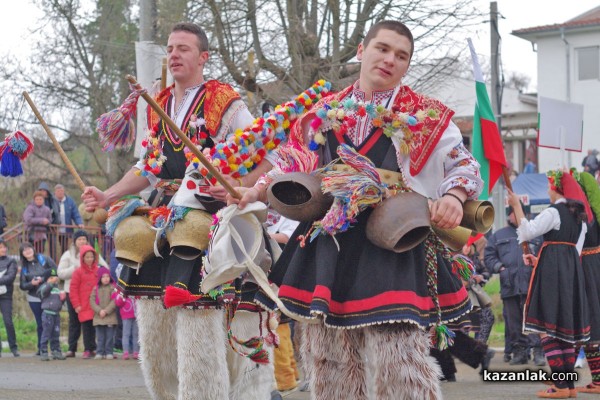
[467,38,507,200]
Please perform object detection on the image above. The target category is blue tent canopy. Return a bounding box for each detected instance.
[511,173,551,206]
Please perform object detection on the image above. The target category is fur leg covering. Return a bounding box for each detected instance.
[364,323,442,400]
[137,299,178,400]
[176,308,229,400]
[294,322,313,387]
[305,322,368,400]
[227,311,275,400]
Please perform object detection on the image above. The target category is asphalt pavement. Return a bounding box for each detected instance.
[0,350,593,400]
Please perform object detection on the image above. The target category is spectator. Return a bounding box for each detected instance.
[37,269,66,361]
[0,203,7,235]
[57,230,107,358]
[113,271,139,361]
[18,242,55,355]
[582,149,599,177]
[54,184,84,255]
[0,238,19,357]
[90,266,117,360]
[462,242,495,344]
[522,158,537,174]
[485,205,545,367]
[23,191,52,254]
[37,182,60,260]
[69,244,99,359]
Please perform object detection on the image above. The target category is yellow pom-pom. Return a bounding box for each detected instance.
[282,119,290,129]
[265,141,276,150]
[230,164,238,172]
[314,132,326,145]
[244,160,253,168]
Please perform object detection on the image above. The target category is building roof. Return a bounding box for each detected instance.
[512,6,600,40]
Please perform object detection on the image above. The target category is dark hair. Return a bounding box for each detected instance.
[363,20,414,59]
[565,199,588,225]
[0,238,6,248]
[18,242,35,265]
[171,22,209,52]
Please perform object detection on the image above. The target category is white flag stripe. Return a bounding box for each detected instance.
[467,38,484,83]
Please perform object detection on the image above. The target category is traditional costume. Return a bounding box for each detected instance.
[517,170,591,397]
[573,171,600,394]
[255,82,483,399]
[115,81,274,400]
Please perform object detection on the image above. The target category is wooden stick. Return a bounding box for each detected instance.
[503,165,531,257]
[22,91,108,223]
[126,75,241,199]
[161,58,167,90]
[23,92,86,191]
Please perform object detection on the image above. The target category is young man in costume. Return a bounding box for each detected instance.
[230,20,483,399]
[83,22,274,400]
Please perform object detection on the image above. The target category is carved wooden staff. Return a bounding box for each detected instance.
[22,92,109,223]
[126,74,241,199]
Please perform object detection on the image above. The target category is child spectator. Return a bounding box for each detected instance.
[37,268,66,361]
[113,287,139,360]
[69,244,99,359]
[90,267,117,360]
[18,242,55,355]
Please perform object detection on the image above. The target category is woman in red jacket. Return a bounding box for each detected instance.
[69,245,99,359]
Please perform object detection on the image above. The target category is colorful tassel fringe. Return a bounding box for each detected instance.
[96,88,145,152]
[0,130,34,177]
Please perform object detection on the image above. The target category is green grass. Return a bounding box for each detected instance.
[0,312,70,352]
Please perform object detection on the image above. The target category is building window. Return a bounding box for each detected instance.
[577,46,599,80]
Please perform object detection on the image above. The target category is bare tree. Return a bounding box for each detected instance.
[185,0,483,106]
[0,0,139,188]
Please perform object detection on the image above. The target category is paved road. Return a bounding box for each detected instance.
[0,351,592,400]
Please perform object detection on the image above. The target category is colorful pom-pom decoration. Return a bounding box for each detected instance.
[0,130,34,177]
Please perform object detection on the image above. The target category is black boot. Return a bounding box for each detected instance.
[533,346,546,366]
[510,346,528,365]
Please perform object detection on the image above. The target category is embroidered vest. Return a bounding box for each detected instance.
[147,81,241,179]
[290,85,454,176]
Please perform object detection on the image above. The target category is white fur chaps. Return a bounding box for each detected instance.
[226,310,275,400]
[137,300,273,400]
[304,321,442,400]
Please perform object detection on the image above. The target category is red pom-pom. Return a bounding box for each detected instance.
[163,286,201,308]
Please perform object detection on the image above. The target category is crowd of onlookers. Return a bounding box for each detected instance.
[0,182,136,361]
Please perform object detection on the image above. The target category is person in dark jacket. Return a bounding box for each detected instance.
[53,184,83,255]
[0,238,19,356]
[484,205,544,366]
[0,203,7,235]
[19,242,55,355]
[37,269,66,361]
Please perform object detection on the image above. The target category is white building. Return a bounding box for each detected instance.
[513,7,600,173]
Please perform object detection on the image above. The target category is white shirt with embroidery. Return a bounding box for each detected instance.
[336,81,482,201]
[134,83,255,187]
[516,198,587,254]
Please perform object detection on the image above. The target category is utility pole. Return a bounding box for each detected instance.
[490,1,506,230]
[140,0,157,42]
